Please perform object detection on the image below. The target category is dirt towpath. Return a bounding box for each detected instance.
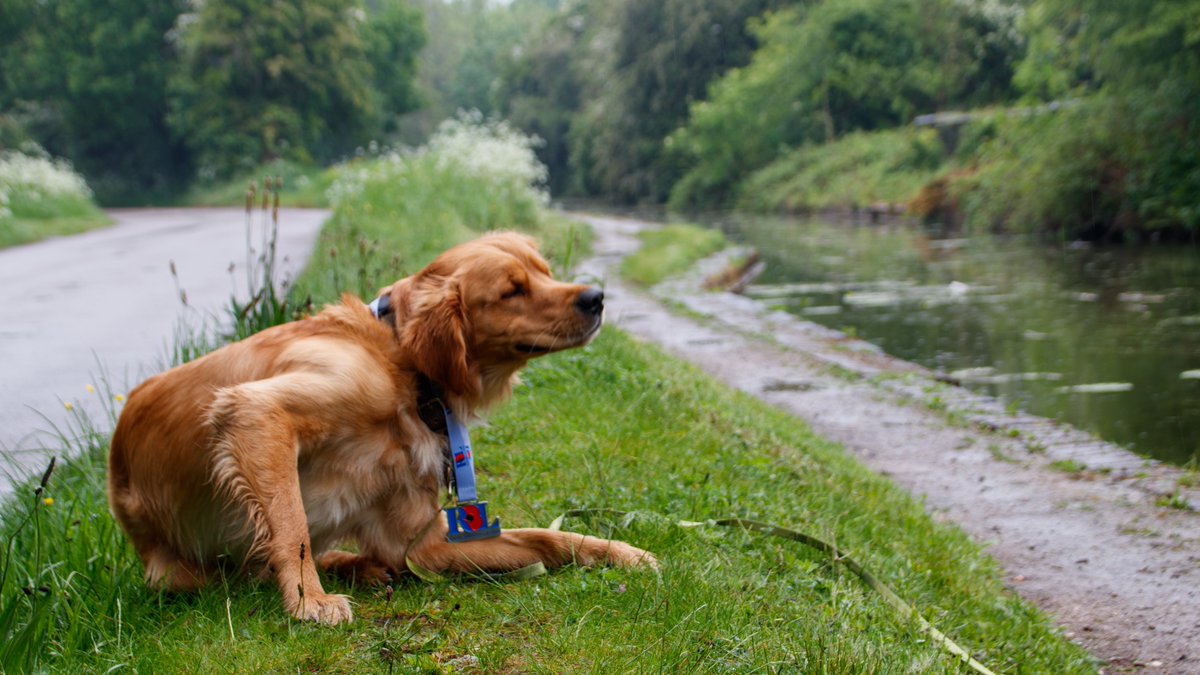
[574,213,1200,673]
[0,208,327,492]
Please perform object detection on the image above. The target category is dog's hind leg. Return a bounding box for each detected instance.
[142,548,211,592]
[406,522,658,575]
[316,551,394,586]
[108,465,210,592]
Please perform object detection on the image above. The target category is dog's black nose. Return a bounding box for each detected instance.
[575,287,604,316]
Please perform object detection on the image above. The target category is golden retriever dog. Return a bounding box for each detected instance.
[108,232,655,624]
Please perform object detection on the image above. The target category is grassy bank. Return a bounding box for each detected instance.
[180,159,336,208]
[620,224,726,286]
[737,128,948,214]
[724,99,1199,241]
[0,150,109,249]
[2,329,1096,672]
[1,119,1093,672]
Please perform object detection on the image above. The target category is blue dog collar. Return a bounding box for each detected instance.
[442,405,501,542]
[372,294,501,542]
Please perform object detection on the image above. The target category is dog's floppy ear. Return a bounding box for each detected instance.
[382,276,414,328]
[403,276,478,401]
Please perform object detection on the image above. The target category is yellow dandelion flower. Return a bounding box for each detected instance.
[43,498,53,506]
[86,384,95,394]
[64,402,73,411]
[114,394,125,403]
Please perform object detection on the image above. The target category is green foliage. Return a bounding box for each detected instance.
[691,0,1200,237]
[2,0,425,201]
[0,148,109,248]
[0,0,191,202]
[181,159,338,208]
[569,0,781,203]
[493,3,594,195]
[620,224,727,286]
[361,0,426,134]
[952,105,1121,235]
[668,0,1024,210]
[399,0,556,144]
[1008,0,1200,233]
[495,0,775,201]
[168,0,375,178]
[737,127,948,212]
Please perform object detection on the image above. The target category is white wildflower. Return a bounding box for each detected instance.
[325,111,549,209]
[424,110,548,194]
[0,148,94,220]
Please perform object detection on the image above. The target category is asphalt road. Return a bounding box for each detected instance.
[0,208,327,493]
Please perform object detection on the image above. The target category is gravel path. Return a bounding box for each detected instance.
[0,208,326,492]
[575,213,1200,674]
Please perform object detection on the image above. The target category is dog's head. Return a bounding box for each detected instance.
[385,232,602,409]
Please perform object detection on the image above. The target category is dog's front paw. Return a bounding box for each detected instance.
[291,592,353,625]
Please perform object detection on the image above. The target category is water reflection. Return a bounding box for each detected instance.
[701,214,1200,466]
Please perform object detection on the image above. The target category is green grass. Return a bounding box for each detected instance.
[619,224,726,286]
[0,213,111,249]
[1154,493,1193,511]
[0,150,112,248]
[0,331,1097,672]
[292,153,590,303]
[1,150,1095,672]
[181,159,337,208]
[1050,459,1087,474]
[736,127,948,213]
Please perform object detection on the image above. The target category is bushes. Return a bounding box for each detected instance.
[294,112,583,303]
[938,99,1198,239]
[667,0,1024,211]
[0,148,107,248]
[946,106,1110,235]
[737,128,947,213]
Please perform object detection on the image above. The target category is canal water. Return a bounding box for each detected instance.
[701,214,1200,466]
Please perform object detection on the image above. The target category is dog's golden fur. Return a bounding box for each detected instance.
[108,232,654,624]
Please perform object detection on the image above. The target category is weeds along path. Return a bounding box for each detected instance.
[574,213,1200,673]
[0,208,327,493]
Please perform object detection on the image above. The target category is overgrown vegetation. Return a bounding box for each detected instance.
[293,112,586,302]
[181,159,337,208]
[0,147,108,248]
[0,0,424,201]
[736,127,948,213]
[666,0,1021,211]
[0,114,1094,671]
[4,0,1197,237]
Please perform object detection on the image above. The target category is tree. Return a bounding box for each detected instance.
[494,2,593,195]
[399,0,556,145]
[1015,0,1200,230]
[170,0,424,180]
[0,0,190,202]
[570,0,782,203]
[362,0,426,134]
[668,0,1025,209]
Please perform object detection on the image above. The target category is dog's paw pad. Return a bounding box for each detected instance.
[293,592,353,625]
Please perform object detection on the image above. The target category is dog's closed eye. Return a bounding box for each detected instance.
[501,283,526,300]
